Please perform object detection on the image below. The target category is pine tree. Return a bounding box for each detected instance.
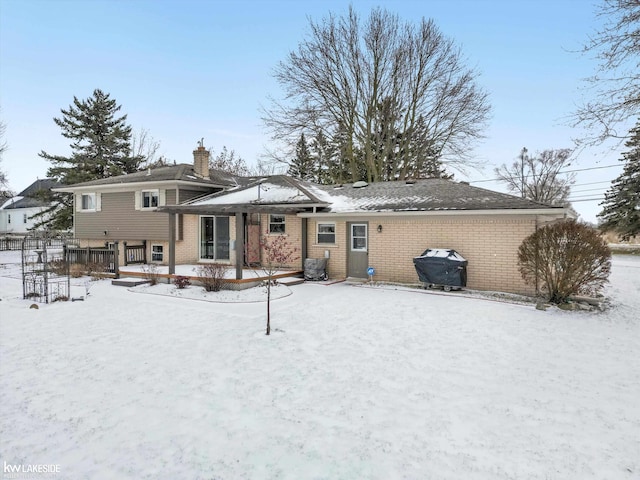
[287,133,316,181]
[598,120,640,240]
[37,89,141,230]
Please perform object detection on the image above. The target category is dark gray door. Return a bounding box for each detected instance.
[347,222,368,278]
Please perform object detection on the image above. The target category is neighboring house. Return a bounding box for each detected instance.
[57,144,574,295]
[53,146,244,264]
[0,179,60,234]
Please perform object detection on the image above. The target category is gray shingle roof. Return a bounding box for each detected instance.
[305,178,561,212]
[59,164,243,188]
[3,196,51,209]
[17,178,60,197]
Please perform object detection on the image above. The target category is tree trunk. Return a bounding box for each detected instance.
[266,280,271,335]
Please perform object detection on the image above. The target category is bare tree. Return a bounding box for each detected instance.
[132,127,162,168]
[263,6,491,183]
[494,148,576,206]
[572,0,640,145]
[209,146,251,176]
[0,111,8,189]
[259,231,299,335]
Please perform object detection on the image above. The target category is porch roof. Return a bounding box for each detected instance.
[157,203,321,215]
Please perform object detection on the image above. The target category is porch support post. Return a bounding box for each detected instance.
[301,217,308,265]
[168,213,176,275]
[235,211,244,280]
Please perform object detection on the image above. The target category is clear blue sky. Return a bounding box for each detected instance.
[0,0,630,222]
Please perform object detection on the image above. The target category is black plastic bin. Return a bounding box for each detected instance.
[304,258,328,281]
[413,248,467,291]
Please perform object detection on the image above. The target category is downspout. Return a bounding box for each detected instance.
[168,213,176,275]
[301,217,308,266]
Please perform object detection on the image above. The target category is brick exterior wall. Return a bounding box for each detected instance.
[86,211,560,295]
[256,214,304,270]
[305,214,553,295]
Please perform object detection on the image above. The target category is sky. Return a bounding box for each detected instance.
[0,0,632,223]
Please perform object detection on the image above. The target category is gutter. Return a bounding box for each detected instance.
[297,207,573,218]
[52,179,229,193]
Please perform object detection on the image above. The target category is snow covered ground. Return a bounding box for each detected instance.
[0,252,638,479]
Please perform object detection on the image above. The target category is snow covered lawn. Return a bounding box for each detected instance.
[0,253,638,479]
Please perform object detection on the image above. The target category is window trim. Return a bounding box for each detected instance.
[141,190,160,210]
[316,222,336,244]
[350,223,368,252]
[268,214,286,234]
[151,244,164,263]
[80,193,97,212]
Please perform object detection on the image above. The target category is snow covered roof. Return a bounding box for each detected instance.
[162,176,567,215]
[185,176,326,207]
[305,178,559,212]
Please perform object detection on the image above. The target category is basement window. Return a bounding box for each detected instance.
[151,244,164,263]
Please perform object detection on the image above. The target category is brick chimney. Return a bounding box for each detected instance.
[193,143,210,179]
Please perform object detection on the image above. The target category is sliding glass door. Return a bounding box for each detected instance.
[199,216,230,261]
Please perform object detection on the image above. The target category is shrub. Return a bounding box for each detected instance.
[47,259,69,276]
[518,220,611,304]
[198,263,229,292]
[142,263,161,286]
[86,262,108,280]
[69,263,85,278]
[173,275,191,289]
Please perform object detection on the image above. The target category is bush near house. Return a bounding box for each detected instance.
[518,220,611,304]
[198,263,229,292]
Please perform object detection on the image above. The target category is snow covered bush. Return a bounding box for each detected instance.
[518,220,611,304]
[142,263,160,286]
[198,263,229,292]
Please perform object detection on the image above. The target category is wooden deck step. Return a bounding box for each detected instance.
[278,276,305,286]
[112,277,151,287]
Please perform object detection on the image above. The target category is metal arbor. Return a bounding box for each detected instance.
[21,234,70,303]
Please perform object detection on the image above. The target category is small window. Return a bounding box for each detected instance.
[151,244,164,262]
[142,190,159,209]
[351,224,367,251]
[317,223,336,244]
[23,213,27,224]
[81,193,96,211]
[269,214,286,234]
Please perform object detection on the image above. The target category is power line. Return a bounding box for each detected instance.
[571,186,609,194]
[568,197,605,203]
[571,180,612,187]
[470,163,621,184]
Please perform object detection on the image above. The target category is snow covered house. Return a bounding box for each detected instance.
[57,144,573,295]
[159,175,573,295]
[0,179,60,234]
[53,145,244,264]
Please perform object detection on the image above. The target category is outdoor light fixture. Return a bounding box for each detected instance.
[103,230,108,236]
[377,225,383,233]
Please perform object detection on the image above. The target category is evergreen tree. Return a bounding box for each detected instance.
[598,120,640,240]
[287,133,315,181]
[37,89,141,230]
